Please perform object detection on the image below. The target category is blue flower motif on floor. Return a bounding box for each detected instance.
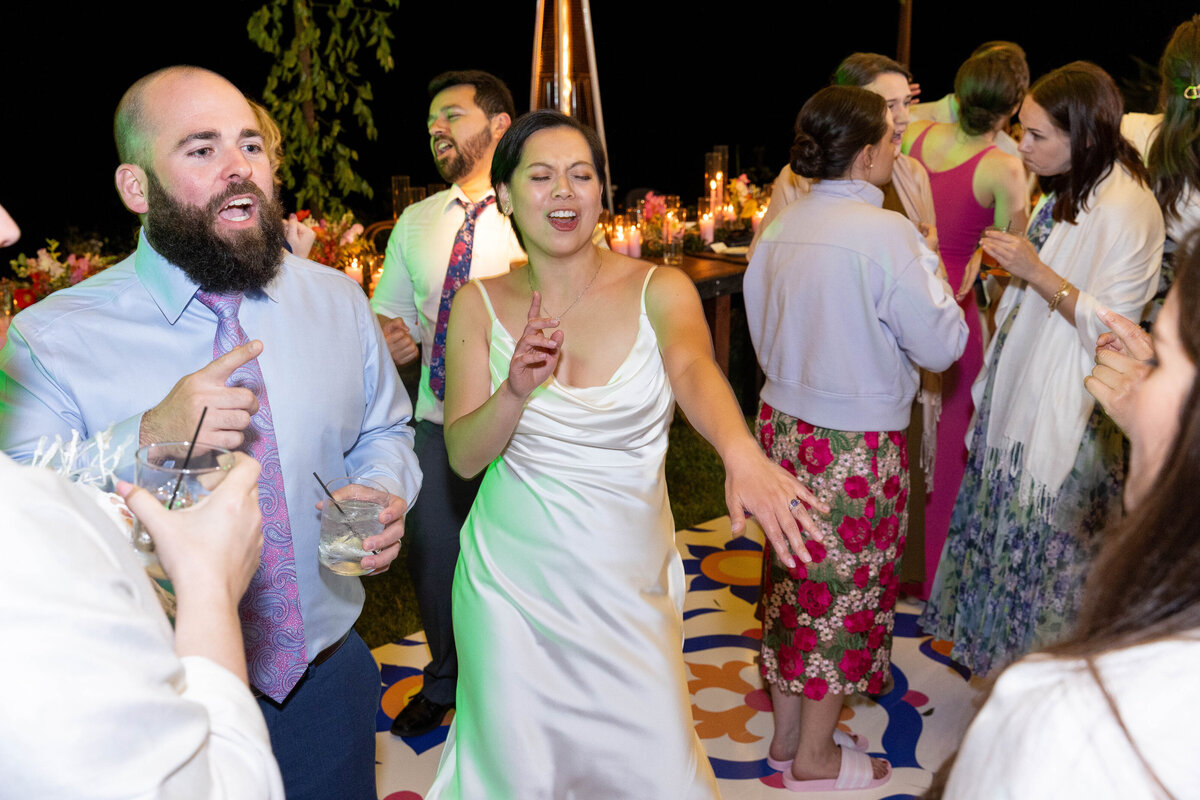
[682,533,764,606]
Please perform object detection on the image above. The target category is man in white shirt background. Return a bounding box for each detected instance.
[372,69,526,737]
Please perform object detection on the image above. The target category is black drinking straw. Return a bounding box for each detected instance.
[167,406,208,510]
[313,471,345,514]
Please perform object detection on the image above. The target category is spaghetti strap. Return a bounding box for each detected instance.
[640,266,657,314]
[473,278,499,323]
[910,123,934,163]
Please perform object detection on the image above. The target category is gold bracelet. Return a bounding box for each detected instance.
[1048,278,1073,314]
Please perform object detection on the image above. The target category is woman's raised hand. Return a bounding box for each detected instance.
[1085,307,1155,434]
[506,291,564,399]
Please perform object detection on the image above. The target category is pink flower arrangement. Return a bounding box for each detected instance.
[642,191,667,222]
[9,239,115,303]
[297,210,375,269]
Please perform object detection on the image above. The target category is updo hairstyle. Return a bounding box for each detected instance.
[789,86,887,181]
[955,50,1027,136]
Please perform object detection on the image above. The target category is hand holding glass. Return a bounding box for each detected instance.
[319,477,388,576]
[133,442,234,580]
[979,222,1024,276]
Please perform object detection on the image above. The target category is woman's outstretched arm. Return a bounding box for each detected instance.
[645,266,828,568]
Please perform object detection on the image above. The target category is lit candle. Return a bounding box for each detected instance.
[627,225,642,259]
[611,225,628,256]
[724,204,736,224]
[699,212,715,245]
[345,257,364,289]
[752,206,767,234]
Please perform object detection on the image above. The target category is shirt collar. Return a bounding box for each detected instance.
[441,184,497,215]
[133,229,282,325]
[811,179,885,207]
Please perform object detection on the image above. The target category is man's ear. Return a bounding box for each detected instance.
[491,112,512,140]
[115,164,149,214]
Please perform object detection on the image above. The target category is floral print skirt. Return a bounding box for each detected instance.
[917,311,1125,676]
[755,401,908,699]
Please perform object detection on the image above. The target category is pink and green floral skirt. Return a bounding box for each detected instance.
[755,401,908,698]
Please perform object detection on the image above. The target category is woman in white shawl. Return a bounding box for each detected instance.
[918,62,1165,676]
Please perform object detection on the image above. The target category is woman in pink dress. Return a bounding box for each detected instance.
[901,48,1029,597]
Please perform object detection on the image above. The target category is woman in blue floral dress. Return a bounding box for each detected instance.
[918,62,1165,676]
[746,85,967,791]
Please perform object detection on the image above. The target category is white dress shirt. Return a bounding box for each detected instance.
[371,186,525,425]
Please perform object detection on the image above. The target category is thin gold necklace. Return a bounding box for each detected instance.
[527,251,604,320]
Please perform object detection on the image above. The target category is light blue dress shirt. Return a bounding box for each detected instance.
[0,233,421,660]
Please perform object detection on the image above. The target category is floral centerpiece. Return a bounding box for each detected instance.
[724,173,769,223]
[297,209,372,269]
[9,239,116,305]
[634,192,706,257]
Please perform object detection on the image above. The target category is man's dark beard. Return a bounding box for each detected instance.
[435,124,494,184]
[144,172,286,293]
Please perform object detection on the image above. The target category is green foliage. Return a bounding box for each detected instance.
[247,0,398,217]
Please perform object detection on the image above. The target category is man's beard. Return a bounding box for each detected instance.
[434,125,494,184]
[143,172,286,293]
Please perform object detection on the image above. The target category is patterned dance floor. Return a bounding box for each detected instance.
[373,517,985,799]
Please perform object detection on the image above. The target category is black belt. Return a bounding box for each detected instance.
[251,630,352,699]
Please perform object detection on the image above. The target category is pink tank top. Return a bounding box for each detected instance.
[910,125,996,282]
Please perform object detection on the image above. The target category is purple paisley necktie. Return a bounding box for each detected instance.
[196,290,307,702]
[428,195,495,400]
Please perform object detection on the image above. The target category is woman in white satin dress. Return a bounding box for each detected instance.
[425,110,826,799]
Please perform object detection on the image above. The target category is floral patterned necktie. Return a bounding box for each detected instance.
[196,290,307,702]
[428,196,495,400]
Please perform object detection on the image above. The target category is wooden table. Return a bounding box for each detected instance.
[669,252,748,377]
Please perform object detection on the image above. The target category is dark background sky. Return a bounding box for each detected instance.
[1,0,1193,274]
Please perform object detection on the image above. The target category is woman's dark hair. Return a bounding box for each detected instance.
[790,86,887,181]
[1147,15,1200,224]
[490,109,607,249]
[970,41,1030,88]
[1030,61,1150,224]
[955,50,1026,136]
[833,52,911,88]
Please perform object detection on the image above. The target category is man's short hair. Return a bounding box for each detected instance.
[427,70,516,120]
[114,65,209,166]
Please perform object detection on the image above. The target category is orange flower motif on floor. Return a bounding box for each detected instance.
[687,660,763,743]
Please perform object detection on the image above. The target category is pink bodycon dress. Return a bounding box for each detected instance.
[909,124,994,598]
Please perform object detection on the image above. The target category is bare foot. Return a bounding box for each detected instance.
[791,746,889,781]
